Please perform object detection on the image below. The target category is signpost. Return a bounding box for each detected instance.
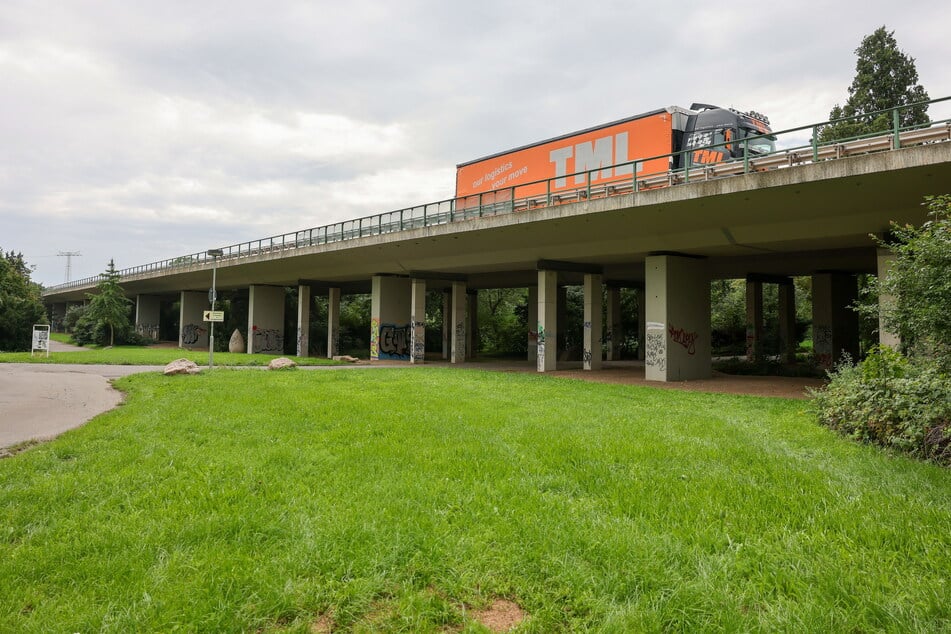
[31,324,50,358]
[207,249,224,368]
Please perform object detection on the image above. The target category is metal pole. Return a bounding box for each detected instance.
[210,256,218,368]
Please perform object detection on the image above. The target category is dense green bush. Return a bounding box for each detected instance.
[811,346,951,464]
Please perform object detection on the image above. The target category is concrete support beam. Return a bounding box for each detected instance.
[450,282,467,363]
[327,287,340,359]
[605,287,622,361]
[442,290,451,360]
[778,280,797,363]
[583,273,603,370]
[537,269,558,372]
[812,273,859,369]
[135,295,161,340]
[876,249,900,349]
[644,255,711,381]
[527,286,538,362]
[371,276,412,360]
[410,279,426,364]
[297,284,311,357]
[466,290,478,360]
[179,291,209,350]
[248,285,285,354]
[745,278,764,362]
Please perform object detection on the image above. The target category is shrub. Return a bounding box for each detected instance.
[811,346,951,464]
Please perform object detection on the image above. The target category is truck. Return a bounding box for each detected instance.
[455,104,775,206]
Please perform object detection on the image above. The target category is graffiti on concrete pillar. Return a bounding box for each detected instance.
[379,323,411,360]
[410,316,425,362]
[668,324,699,355]
[645,329,666,373]
[252,326,284,354]
[182,323,206,346]
[454,321,466,360]
[813,325,833,368]
[136,323,160,340]
[536,323,546,369]
[330,326,340,356]
[370,318,380,359]
[297,330,308,357]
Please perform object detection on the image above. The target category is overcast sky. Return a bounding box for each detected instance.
[3,1,949,287]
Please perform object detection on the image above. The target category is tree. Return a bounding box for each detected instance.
[0,249,47,351]
[820,27,929,142]
[863,195,951,369]
[83,259,132,347]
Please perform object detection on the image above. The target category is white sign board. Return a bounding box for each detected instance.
[203,310,225,322]
[31,324,50,357]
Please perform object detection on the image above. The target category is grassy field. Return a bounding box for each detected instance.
[1,369,949,632]
[0,344,341,366]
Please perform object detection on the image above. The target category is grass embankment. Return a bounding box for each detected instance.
[2,369,949,632]
[0,344,340,366]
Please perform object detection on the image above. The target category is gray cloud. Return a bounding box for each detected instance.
[1,0,948,286]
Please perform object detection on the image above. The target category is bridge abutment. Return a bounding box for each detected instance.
[135,295,162,341]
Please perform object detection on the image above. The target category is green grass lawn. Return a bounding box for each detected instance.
[0,344,340,367]
[1,369,948,632]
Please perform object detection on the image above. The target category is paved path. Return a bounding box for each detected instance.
[0,364,162,449]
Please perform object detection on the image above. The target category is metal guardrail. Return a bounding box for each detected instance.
[44,96,951,294]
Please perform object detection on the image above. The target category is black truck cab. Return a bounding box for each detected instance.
[680,104,775,168]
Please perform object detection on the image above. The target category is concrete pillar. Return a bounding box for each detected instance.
[527,286,538,362]
[644,255,711,381]
[778,280,797,363]
[606,286,622,361]
[876,249,900,349]
[583,274,603,370]
[135,295,161,340]
[745,278,764,362]
[537,269,558,372]
[297,285,311,357]
[637,286,646,361]
[812,273,859,369]
[450,282,467,363]
[248,285,285,354]
[466,290,478,360]
[179,291,209,349]
[410,279,426,364]
[327,287,340,359]
[442,290,451,360]
[371,276,412,360]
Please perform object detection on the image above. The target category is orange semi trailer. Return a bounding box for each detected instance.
[455,104,774,206]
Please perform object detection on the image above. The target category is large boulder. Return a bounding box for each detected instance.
[164,358,201,375]
[228,329,245,353]
[268,357,297,370]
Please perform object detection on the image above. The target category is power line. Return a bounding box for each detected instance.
[57,251,81,282]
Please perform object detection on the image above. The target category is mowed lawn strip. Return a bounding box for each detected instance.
[0,345,340,366]
[1,369,948,632]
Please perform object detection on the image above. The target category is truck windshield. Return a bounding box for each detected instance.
[740,127,776,155]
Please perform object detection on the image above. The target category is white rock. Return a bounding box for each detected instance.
[228,329,245,353]
[268,357,297,370]
[164,358,201,375]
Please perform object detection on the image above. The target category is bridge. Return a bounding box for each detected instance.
[43,99,951,380]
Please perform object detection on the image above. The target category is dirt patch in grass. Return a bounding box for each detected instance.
[470,599,527,632]
[309,612,334,633]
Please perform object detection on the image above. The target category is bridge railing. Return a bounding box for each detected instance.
[45,96,951,294]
